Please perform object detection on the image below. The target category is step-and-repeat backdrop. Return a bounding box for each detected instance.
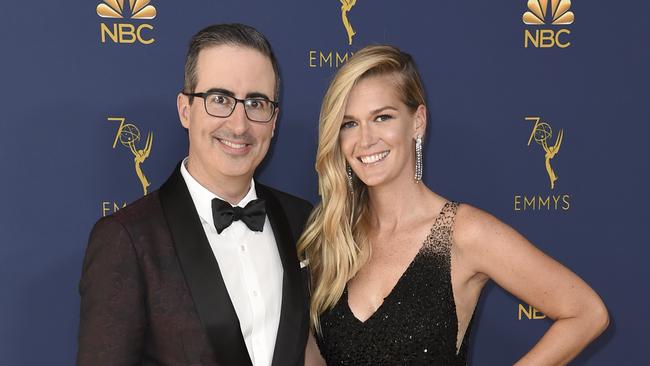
[1,1,648,364]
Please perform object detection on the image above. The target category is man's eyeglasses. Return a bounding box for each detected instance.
[183,91,278,123]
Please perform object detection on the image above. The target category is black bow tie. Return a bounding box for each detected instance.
[211,198,266,234]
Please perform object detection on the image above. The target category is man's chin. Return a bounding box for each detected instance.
[215,163,257,181]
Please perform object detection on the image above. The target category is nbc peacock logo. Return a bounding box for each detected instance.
[523,0,574,25]
[522,0,574,48]
[97,0,156,19]
[97,0,157,45]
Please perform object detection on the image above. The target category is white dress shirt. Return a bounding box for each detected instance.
[180,159,283,366]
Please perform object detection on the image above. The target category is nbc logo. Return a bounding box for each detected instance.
[97,0,156,19]
[522,0,574,48]
[97,0,157,45]
[523,0,574,25]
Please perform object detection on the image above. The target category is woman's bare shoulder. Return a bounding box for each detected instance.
[454,203,500,241]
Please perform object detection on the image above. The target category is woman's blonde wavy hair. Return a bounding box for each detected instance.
[297,44,426,332]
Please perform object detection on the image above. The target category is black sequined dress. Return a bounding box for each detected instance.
[317,202,473,365]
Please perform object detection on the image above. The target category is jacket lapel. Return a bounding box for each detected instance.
[159,165,252,366]
[257,183,307,366]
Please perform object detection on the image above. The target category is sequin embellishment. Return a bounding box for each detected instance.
[317,202,473,365]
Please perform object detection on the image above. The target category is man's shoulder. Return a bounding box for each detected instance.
[86,190,167,256]
[257,183,313,242]
[102,190,164,228]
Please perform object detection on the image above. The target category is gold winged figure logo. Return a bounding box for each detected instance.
[109,117,153,195]
[340,0,357,45]
[526,117,563,189]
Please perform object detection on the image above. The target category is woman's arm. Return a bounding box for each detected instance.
[454,204,609,365]
[305,332,327,366]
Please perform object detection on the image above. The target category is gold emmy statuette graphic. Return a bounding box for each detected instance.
[97,0,157,19]
[526,117,563,189]
[109,117,153,195]
[523,0,574,25]
[340,0,357,45]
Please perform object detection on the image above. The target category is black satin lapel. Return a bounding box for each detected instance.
[257,184,306,366]
[160,166,252,366]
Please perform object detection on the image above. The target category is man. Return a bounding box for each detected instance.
[78,24,313,366]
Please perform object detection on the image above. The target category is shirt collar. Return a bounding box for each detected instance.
[180,157,258,230]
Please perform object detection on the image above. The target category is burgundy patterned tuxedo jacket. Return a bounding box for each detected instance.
[77,165,313,366]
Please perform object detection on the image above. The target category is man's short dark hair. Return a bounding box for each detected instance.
[183,23,280,102]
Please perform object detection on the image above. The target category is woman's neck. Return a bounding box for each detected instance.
[366,178,437,232]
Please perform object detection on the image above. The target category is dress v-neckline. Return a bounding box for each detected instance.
[345,201,451,324]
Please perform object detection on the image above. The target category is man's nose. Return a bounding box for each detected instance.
[227,101,250,135]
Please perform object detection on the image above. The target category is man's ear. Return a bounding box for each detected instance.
[177,93,191,129]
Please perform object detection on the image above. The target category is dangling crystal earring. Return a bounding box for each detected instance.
[346,164,354,193]
[414,135,423,183]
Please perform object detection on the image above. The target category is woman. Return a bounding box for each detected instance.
[298,45,608,365]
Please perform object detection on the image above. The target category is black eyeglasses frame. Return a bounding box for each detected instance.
[182,91,279,123]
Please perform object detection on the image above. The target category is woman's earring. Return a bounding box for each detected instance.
[346,164,354,193]
[414,135,423,183]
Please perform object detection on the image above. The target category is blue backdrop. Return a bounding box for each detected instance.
[1,0,648,364]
